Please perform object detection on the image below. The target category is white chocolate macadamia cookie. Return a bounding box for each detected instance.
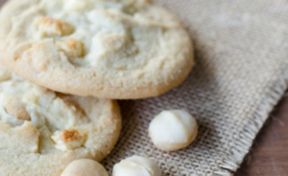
[0,0,194,99]
[0,69,121,176]
[113,155,161,176]
[149,110,198,151]
[61,159,108,176]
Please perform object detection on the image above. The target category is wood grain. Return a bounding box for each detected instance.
[0,0,287,175]
[236,95,288,176]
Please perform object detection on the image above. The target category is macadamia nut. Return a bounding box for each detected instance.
[112,155,161,176]
[149,110,198,151]
[61,159,108,176]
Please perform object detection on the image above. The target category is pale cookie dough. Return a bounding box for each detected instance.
[149,110,198,151]
[0,0,194,99]
[0,69,121,176]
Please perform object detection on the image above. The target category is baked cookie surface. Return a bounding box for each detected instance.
[0,0,194,99]
[0,68,121,176]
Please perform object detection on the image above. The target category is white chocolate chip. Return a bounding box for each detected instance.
[112,155,161,176]
[51,129,86,151]
[61,159,108,176]
[149,110,198,151]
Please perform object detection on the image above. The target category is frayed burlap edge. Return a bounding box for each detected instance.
[212,68,288,176]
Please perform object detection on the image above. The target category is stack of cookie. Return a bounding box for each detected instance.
[0,0,194,175]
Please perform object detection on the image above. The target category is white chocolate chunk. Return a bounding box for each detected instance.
[113,155,161,176]
[57,38,86,58]
[149,110,198,151]
[0,94,30,126]
[3,97,30,121]
[0,121,40,153]
[61,159,108,176]
[51,129,86,151]
[35,16,74,37]
[14,122,40,153]
[0,69,11,82]
[64,0,91,11]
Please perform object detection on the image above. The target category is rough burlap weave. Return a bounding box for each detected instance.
[102,0,288,175]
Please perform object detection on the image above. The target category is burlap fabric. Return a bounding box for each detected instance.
[1,0,288,175]
[102,0,288,175]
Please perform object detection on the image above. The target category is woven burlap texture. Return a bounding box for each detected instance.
[102,0,288,175]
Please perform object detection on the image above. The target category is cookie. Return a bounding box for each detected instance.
[0,0,194,99]
[0,68,121,176]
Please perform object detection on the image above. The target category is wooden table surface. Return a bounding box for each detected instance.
[0,0,288,175]
[235,94,288,176]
